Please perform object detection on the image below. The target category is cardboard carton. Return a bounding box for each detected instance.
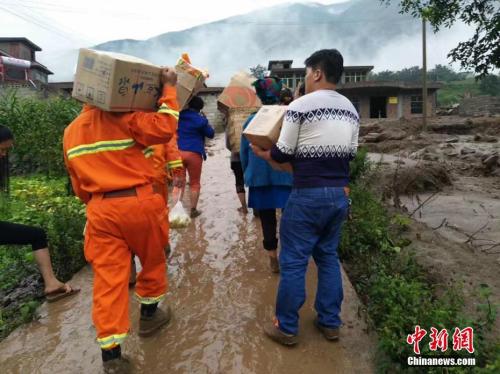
[72,48,162,112]
[218,72,262,112]
[225,107,259,153]
[175,55,208,110]
[242,105,287,150]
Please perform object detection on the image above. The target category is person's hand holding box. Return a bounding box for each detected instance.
[161,67,178,87]
[250,143,292,173]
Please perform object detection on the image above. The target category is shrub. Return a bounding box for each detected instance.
[0,90,81,176]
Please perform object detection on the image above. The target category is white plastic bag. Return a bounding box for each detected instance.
[168,200,191,228]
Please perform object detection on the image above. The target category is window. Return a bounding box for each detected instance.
[31,70,48,83]
[344,71,366,83]
[411,95,423,114]
[278,73,295,89]
[5,67,25,80]
[284,78,295,88]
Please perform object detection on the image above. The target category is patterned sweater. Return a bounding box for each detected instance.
[270,89,359,188]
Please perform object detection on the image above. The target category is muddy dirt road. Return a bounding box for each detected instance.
[0,135,375,374]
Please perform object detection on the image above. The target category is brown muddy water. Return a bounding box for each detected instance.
[0,135,375,374]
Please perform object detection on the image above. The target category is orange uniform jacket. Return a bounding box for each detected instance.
[63,86,180,201]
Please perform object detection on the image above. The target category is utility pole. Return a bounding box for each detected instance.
[422,16,428,131]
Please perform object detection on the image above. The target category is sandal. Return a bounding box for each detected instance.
[45,284,80,303]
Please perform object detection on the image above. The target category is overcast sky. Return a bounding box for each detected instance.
[1,0,475,82]
[0,0,347,49]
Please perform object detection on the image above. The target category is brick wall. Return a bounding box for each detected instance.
[387,100,398,119]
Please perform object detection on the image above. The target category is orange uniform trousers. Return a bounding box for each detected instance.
[84,184,168,349]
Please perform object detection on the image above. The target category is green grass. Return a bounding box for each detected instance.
[437,79,482,107]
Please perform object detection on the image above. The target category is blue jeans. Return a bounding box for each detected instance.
[276,187,348,335]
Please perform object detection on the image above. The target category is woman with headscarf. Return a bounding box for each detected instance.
[240,77,293,274]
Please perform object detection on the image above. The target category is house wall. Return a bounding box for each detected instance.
[402,91,436,118]
[343,89,437,120]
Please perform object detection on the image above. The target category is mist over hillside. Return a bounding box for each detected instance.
[46,0,472,83]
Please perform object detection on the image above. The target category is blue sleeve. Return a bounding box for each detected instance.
[202,117,215,139]
[239,115,253,173]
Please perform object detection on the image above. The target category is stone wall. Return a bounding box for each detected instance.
[198,89,225,132]
[459,96,500,117]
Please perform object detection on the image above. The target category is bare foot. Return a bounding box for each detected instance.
[237,207,248,214]
[44,280,68,295]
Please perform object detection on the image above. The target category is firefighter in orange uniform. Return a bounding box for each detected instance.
[63,68,179,373]
[144,136,184,201]
[138,137,183,269]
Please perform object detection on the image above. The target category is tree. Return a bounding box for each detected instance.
[382,0,500,77]
[479,74,500,96]
[370,65,470,82]
[398,66,423,81]
[428,64,470,81]
[370,70,397,81]
[249,64,266,79]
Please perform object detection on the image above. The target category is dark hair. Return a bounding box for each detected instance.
[304,49,344,84]
[280,88,293,105]
[188,96,204,112]
[0,125,13,142]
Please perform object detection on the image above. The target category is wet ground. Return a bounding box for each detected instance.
[0,135,376,374]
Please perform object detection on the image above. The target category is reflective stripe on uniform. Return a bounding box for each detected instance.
[167,159,183,169]
[67,139,135,160]
[97,333,128,349]
[157,103,179,119]
[142,146,154,158]
[135,292,165,305]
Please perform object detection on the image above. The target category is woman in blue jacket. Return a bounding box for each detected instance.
[240,77,293,273]
[175,96,215,218]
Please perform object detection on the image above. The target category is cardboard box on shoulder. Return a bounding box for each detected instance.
[72,48,162,112]
[226,107,259,153]
[243,105,287,150]
[218,72,262,112]
[175,54,208,110]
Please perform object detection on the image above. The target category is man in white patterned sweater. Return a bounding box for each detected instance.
[252,49,359,345]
